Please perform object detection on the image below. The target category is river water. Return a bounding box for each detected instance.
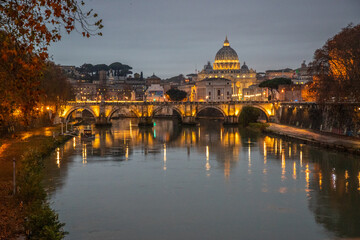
[44,119,360,240]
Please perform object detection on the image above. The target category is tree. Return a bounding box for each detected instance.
[0,0,102,129]
[166,89,187,101]
[238,106,260,126]
[309,24,360,102]
[79,63,95,75]
[259,77,292,100]
[39,62,74,107]
[259,77,292,90]
[119,64,133,77]
[109,62,123,76]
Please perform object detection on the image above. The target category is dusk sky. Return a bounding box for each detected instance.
[49,0,360,78]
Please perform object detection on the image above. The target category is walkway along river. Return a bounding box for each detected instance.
[44,119,360,240]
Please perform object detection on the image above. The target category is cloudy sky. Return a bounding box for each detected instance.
[48,0,360,78]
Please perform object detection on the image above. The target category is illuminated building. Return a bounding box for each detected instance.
[197,37,257,100]
[195,78,232,102]
[145,84,165,102]
[242,85,269,101]
[265,68,294,80]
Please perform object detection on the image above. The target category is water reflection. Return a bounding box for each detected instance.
[44,119,360,239]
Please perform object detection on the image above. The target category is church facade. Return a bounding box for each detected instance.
[197,37,258,100]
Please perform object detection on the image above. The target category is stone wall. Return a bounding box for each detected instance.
[275,103,360,136]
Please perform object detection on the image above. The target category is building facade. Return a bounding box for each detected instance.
[197,37,257,100]
[196,78,232,102]
[145,84,165,102]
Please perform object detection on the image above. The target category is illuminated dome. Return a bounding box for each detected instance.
[213,36,240,70]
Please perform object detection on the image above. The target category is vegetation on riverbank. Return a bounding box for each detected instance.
[0,128,71,239]
[238,106,261,127]
[18,135,70,239]
[247,122,270,132]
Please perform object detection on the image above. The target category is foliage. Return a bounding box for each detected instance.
[309,24,360,102]
[166,88,187,101]
[0,0,103,56]
[248,122,270,131]
[239,106,261,126]
[40,62,74,106]
[109,62,133,76]
[16,135,71,239]
[25,201,67,240]
[0,0,102,130]
[259,78,292,90]
[17,152,46,204]
[76,62,133,80]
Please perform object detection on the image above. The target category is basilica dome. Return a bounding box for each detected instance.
[213,37,240,70]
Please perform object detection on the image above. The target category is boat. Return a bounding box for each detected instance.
[81,129,95,140]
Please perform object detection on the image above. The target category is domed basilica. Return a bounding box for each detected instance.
[197,37,257,100]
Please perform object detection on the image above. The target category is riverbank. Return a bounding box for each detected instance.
[0,125,70,239]
[264,123,360,155]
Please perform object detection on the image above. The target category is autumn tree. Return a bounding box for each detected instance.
[39,62,74,107]
[309,24,360,102]
[0,0,103,129]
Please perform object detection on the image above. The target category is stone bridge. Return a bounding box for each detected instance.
[59,100,277,125]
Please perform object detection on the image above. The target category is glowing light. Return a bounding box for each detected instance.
[73,137,76,149]
[345,170,349,180]
[263,141,267,164]
[82,144,87,164]
[305,164,310,190]
[331,169,336,190]
[358,172,360,191]
[319,172,322,190]
[300,149,303,167]
[206,145,209,161]
[125,146,129,160]
[205,146,211,172]
[248,138,251,174]
[281,150,286,181]
[56,148,60,168]
[292,161,297,179]
[289,146,291,158]
[345,170,349,192]
[163,144,167,171]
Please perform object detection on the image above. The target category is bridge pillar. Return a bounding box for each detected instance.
[95,116,111,126]
[224,116,239,125]
[182,116,197,125]
[95,101,112,126]
[138,116,154,126]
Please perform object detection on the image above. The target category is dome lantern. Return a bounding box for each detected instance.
[223,35,230,47]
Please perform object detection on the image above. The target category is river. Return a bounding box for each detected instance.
[44,119,360,240]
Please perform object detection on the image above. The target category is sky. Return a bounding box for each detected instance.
[48,0,360,79]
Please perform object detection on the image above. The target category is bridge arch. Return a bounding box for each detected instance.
[63,106,97,120]
[152,105,184,120]
[107,106,139,121]
[239,104,270,122]
[196,106,226,119]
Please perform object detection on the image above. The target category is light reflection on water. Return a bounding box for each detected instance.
[45,119,360,240]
